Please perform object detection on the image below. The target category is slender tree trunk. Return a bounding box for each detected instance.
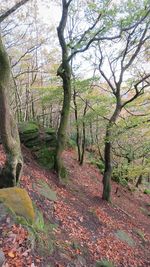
[136,174,143,187]
[73,89,81,162]
[80,100,88,165]
[55,64,71,179]
[54,0,71,181]
[102,106,121,201]
[90,121,94,145]
[0,36,23,188]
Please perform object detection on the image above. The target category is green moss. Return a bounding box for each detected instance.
[95,260,115,267]
[134,228,146,242]
[19,121,39,134]
[34,180,57,202]
[59,166,69,185]
[115,230,135,247]
[36,147,55,169]
[71,241,81,250]
[19,207,55,256]
[144,189,150,194]
[45,127,56,135]
[0,187,35,223]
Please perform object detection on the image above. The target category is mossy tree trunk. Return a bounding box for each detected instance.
[55,63,71,180]
[102,106,121,201]
[0,36,23,188]
[54,0,71,181]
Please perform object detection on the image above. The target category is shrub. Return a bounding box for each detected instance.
[144,189,150,194]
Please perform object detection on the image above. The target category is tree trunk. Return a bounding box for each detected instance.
[0,36,23,188]
[102,125,112,201]
[102,106,121,201]
[80,100,88,165]
[54,0,71,181]
[73,89,81,162]
[136,174,142,187]
[55,64,71,180]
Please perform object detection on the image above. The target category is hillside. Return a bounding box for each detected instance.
[0,145,150,267]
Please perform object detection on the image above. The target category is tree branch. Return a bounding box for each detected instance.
[0,0,30,23]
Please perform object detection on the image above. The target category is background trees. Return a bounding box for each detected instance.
[0,0,30,187]
[0,0,149,201]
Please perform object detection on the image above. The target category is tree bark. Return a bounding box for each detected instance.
[102,106,121,201]
[54,0,71,181]
[55,63,71,179]
[73,88,81,162]
[80,100,88,165]
[0,36,23,188]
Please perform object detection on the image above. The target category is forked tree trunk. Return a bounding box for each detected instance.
[0,36,23,188]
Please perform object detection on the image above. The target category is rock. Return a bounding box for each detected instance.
[18,122,40,148]
[0,187,35,223]
[0,250,5,266]
[18,122,56,149]
[34,180,57,202]
[115,230,135,247]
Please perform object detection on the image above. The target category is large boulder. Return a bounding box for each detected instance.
[18,122,40,148]
[18,122,56,149]
[0,187,35,223]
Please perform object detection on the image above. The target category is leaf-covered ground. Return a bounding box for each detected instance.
[0,145,150,267]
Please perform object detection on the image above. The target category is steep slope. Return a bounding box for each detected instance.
[0,145,150,267]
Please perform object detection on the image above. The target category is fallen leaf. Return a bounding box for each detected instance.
[8,251,15,258]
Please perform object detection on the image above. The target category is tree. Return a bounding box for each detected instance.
[0,0,30,187]
[96,6,150,201]
[55,0,123,180]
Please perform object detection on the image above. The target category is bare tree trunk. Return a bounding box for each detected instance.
[0,36,23,188]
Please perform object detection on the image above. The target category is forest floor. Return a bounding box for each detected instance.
[0,145,150,267]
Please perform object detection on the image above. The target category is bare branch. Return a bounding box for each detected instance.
[122,74,150,107]
[0,0,30,23]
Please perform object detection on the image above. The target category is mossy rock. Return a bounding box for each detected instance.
[35,147,55,169]
[19,122,40,147]
[95,260,115,267]
[115,230,135,247]
[19,122,39,134]
[45,128,57,147]
[24,138,41,148]
[0,187,35,223]
[45,127,56,135]
[34,180,57,202]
